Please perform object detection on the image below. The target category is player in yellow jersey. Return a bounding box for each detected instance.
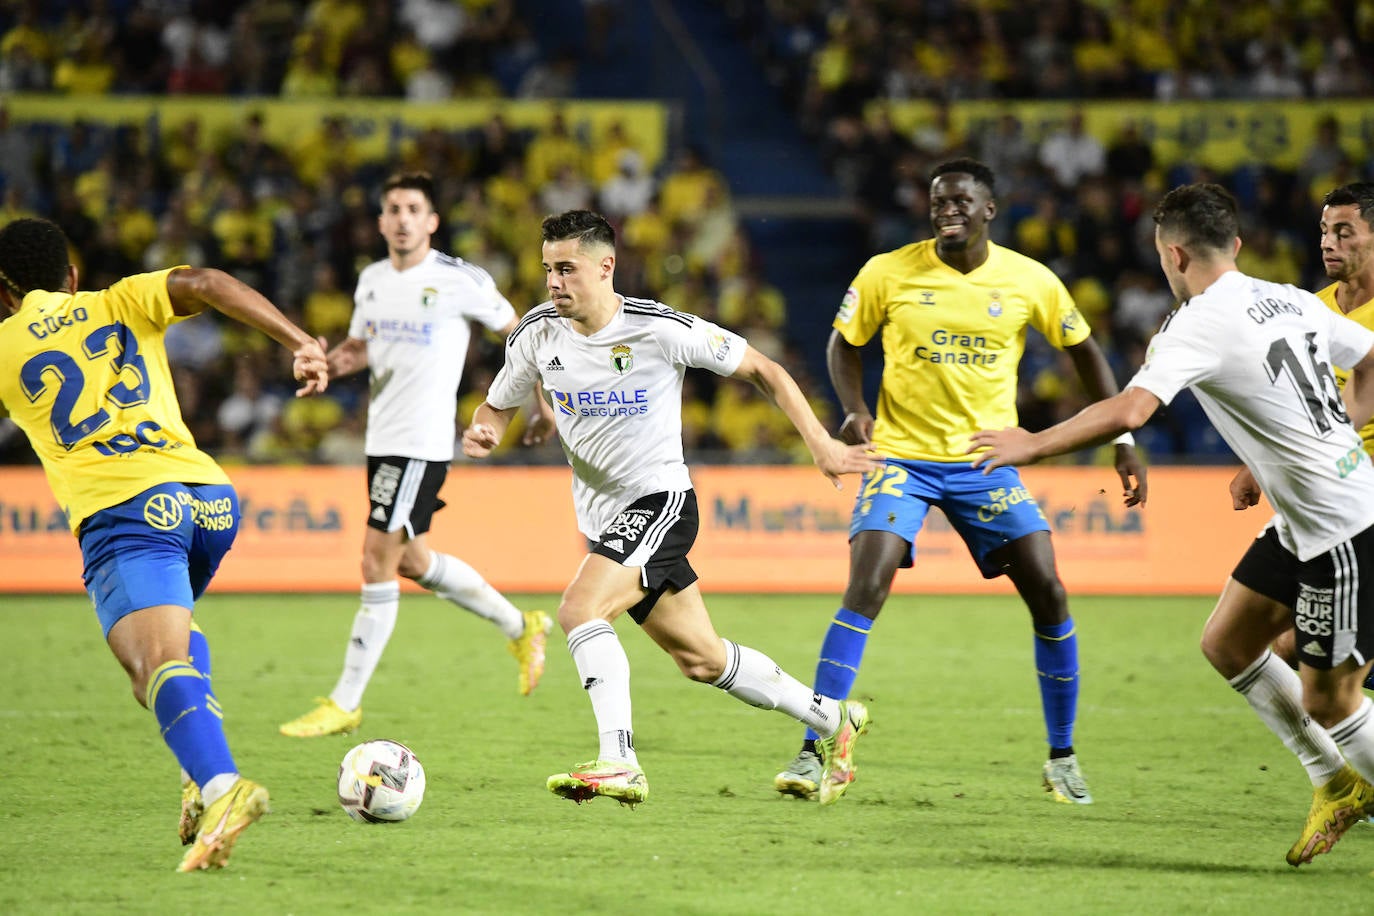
[0,218,328,872]
[773,159,1146,804]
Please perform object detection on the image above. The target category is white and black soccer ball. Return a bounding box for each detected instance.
[337,739,426,823]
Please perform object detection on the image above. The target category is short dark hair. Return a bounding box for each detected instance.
[1322,182,1374,230]
[381,171,436,210]
[930,157,996,196]
[1152,183,1239,254]
[541,209,616,249]
[0,217,71,298]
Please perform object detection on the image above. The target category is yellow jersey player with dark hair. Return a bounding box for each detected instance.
[0,217,328,872]
[774,158,1147,805]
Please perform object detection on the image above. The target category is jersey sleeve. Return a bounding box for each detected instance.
[664,314,747,376]
[1126,309,1219,406]
[462,267,518,333]
[486,326,540,411]
[1325,298,1374,370]
[832,257,888,347]
[1026,268,1092,349]
[105,268,182,330]
[347,272,370,341]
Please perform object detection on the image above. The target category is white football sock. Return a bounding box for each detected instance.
[200,772,239,807]
[567,620,636,765]
[330,581,400,712]
[417,551,524,640]
[1331,696,1374,783]
[1229,650,1345,786]
[712,639,842,738]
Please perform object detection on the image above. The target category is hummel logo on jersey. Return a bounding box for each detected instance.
[351,637,367,649]
[602,538,625,552]
[583,676,603,690]
[1303,640,1326,657]
[546,356,565,371]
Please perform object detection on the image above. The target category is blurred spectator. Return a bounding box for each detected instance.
[53,31,116,93]
[524,110,584,186]
[217,358,285,459]
[599,149,654,222]
[1038,110,1106,191]
[144,205,208,273]
[302,263,355,341]
[538,162,594,214]
[0,104,37,207]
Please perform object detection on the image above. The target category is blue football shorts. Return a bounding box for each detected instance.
[849,459,1050,578]
[78,482,240,636]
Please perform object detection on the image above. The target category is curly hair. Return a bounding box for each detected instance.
[541,209,616,249]
[930,157,997,196]
[0,217,71,298]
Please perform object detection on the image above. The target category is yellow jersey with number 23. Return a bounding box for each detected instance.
[0,267,228,534]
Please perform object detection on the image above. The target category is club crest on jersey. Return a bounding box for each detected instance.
[919,290,936,306]
[143,493,183,531]
[610,344,634,375]
[988,289,1002,317]
[837,287,859,322]
[420,287,438,308]
[1060,308,1083,336]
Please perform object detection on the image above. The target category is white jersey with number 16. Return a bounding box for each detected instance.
[1129,270,1374,560]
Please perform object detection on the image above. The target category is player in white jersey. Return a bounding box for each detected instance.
[280,172,555,739]
[970,183,1374,866]
[464,209,881,806]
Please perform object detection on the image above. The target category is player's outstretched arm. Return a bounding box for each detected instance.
[969,387,1161,474]
[167,267,327,396]
[732,345,881,488]
[1066,336,1148,506]
[463,401,518,459]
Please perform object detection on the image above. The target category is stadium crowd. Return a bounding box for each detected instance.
[2,0,1373,466]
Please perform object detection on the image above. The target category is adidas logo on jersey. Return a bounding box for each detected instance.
[371,506,388,521]
[1303,640,1326,657]
[546,356,565,371]
[602,538,625,552]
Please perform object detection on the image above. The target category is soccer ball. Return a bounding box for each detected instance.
[337,739,426,823]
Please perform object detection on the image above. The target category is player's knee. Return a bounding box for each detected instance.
[1030,578,1067,616]
[556,601,599,634]
[1302,690,1350,729]
[842,579,890,615]
[396,554,427,580]
[125,648,185,708]
[1198,631,1235,676]
[675,650,723,683]
[360,553,397,582]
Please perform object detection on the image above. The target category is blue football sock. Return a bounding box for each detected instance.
[187,621,215,693]
[804,608,873,742]
[146,660,235,789]
[1034,617,1079,752]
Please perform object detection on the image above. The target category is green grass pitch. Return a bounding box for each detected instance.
[1,592,1370,914]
